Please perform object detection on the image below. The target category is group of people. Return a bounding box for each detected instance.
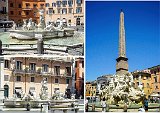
[85,96,149,112]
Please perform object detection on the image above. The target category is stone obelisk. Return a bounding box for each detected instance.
[116,10,128,75]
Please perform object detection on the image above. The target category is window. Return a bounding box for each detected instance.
[54,66,60,75]
[26,12,29,15]
[4,75,9,81]
[33,4,37,8]
[10,11,14,15]
[57,9,61,14]
[62,8,67,14]
[2,7,6,14]
[18,4,21,8]
[18,11,21,15]
[82,60,84,68]
[52,3,56,7]
[68,19,71,23]
[156,86,158,89]
[66,78,70,84]
[62,0,67,7]
[154,77,157,83]
[76,0,82,4]
[16,61,22,70]
[10,3,13,7]
[68,0,73,7]
[26,3,30,8]
[48,8,53,15]
[29,63,36,71]
[68,8,72,14]
[16,76,21,82]
[42,64,49,72]
[55,78,59,83]
[56,1,61,7]
[147,83,149,88]
[40,4,44,8]
[4,60,9,68]
[31,77,35,82]
[76,7,82,13]
[66,67,71,76]
[46,3,50,7]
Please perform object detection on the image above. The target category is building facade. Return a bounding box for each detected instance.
[45,0,84,26]
[96,74,113,95]
[149,65,160,95]
[85,81,96,97]
[132,71,152,98]
[8,0,45,25]
[0,0,8,21]
[75,58,84,98]
[3,57,74,98]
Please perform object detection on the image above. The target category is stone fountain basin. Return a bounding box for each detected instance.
[9,28,74,40]
[4,99,78,108]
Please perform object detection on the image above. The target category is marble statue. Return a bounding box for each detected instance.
[39,78,48,100]
[12,22,17,30]
[99,73,145,105]
[27,18,35,30]
[23,19,27,30]
[37,9,46,29]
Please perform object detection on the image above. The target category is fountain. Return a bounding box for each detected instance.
[9,9,75,40]
[98,10,145,107]
[99,73,145,106]
[4,77,79,112]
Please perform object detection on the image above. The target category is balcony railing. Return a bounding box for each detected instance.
[13,68,71,77]
[14,69,24,73]
[25,70,37,74]
[40,71,52,75]
[22,7,32,10]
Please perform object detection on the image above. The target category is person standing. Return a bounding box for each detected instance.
[143,97,148,112]
[101,97,106,113]
[85,98,89,112]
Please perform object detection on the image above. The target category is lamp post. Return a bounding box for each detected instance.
[71,58,75,98]
[12,59,16,96]
[3,24,6,32]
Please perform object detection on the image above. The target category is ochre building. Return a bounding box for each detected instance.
[8,0,45,25]
[45,0,84,26]
[3,57,73,98]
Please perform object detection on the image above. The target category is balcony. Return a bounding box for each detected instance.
[52,73,72,78]
[14,69,24,74]
[25,70,37,74]
[22,6,32,11]
[40,71,52,76]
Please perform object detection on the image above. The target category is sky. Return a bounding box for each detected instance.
[86,1,160,81]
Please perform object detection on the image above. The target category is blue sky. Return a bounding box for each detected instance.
[86,1,160,81]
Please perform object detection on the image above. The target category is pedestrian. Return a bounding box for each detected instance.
[101,97,106,113]
[85,98,89,112]
[143,97,148,112]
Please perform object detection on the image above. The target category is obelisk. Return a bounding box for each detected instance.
[116,10,128,75]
